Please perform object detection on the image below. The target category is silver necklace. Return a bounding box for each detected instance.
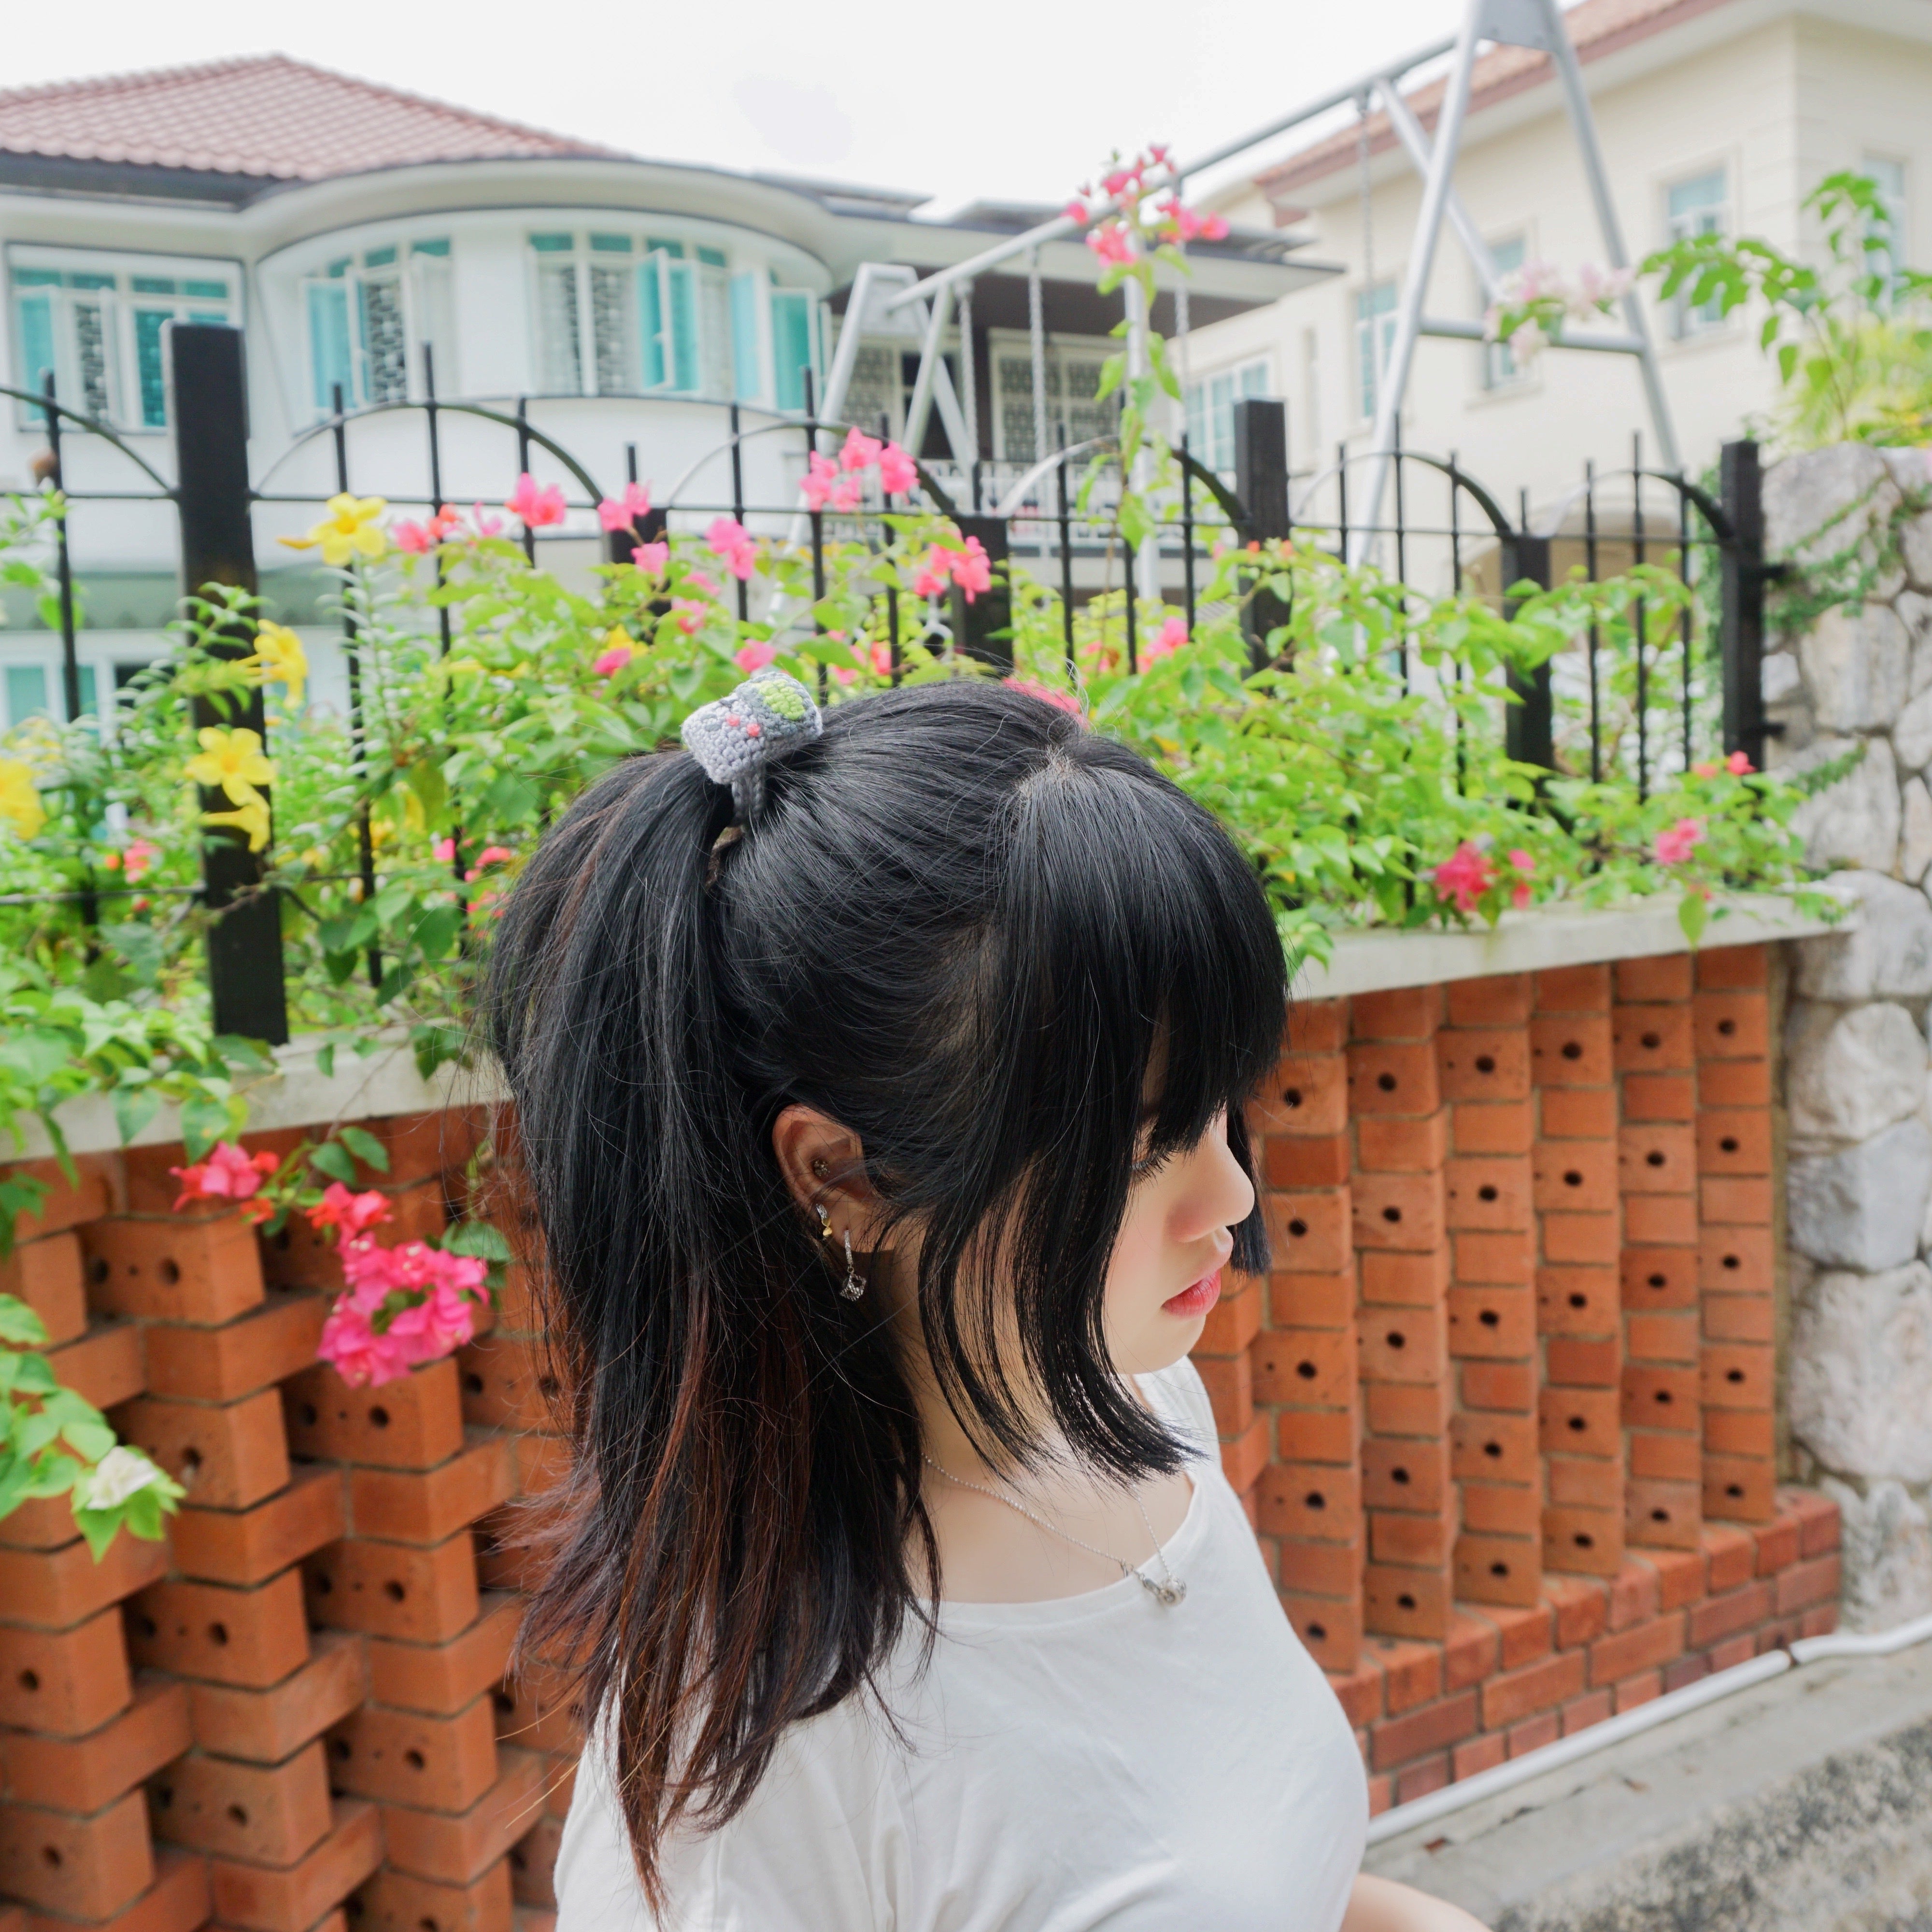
[922,1455,1188,1606]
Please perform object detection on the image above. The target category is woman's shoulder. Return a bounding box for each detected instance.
[1138,1353,1217,1455]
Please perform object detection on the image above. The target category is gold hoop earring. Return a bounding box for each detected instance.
[839,1229,866,1303]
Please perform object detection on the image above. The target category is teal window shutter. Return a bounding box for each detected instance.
[134,309,171,427]
[668,260,698,392]
[75,665,97,719]
[5,664,48,727]
[640,257,666,389]
[17,291,57,398]
[308,282,352,412]
[730,273,764,401]
[771,291,812,411]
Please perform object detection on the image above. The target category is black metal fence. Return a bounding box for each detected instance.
[4,327,1774,1044]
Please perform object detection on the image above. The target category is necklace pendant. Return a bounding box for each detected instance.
[1139,1574,1186,1607]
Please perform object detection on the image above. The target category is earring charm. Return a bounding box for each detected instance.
[815,1202,834,1240]
[840,1229,866,1302]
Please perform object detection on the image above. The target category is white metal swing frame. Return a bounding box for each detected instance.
[809,0,1677,572]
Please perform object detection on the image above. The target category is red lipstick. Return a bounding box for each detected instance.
[1162,1268,1222,1320]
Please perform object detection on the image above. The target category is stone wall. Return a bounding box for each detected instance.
[1765,442,1932,1629]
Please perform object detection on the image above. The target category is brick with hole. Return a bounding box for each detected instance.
[1617,1124,1697,1196]
[1435,1028,1532,1104]
[1528,1014,1613,1086]
[1532,1142,1619,1215]
[347,1438,515,1547]
[81,1215,264,1325]
[172,1466,347,1588]
[1535,1265,1619,1335]
[1697,1224,1774,1294]
[1702,1343,1774,1410]
[1449,1411,1538,1486]
[1256,1463,1363,1543]
[1538,1387,1620,1460]
[0,1789,153,1918]
[492,1663,582,1760]
[366,1598,523,1719]
[1454,1532,1541,1607]
[0,1677,188,1813]
[1446,1286,1534,1359]
[1627,1478,1702,1551]
[207,1796,382,1932]
[1250,1054,1347,1137]
[1252,1326,1356,1408]
[1361,1437,1448,1513]
[326,1696,499,1813]
[112,1388,291,1512]
[1350,1173,1445,1255]
[1693,990,1768,1059]
[1542,1506,1624,1577]
[1362,1563,1450,1643]
[1263,1192,1352,1277]
[284,1360,465,1471]
[381,1749,548,1887]
[142,1293,327,1404]
[509,1815,562,1910]
[1620,1366,1700,1434]
[1696,1109,1771,1177]
[40,1845,212,1932]
[1706,1458,1777,1522]
[1346,1042,1441,1117]
[128,1572,310,1689]
[0,1607,131,1736]
[0,1232,85,1345]
[149,1741,332,1865]
[0,1522,169,1630]
[1442,1158,1531,1233]
[353,1856,513,1932]
[1358,1304,1447,1385]
[187,1632,368,1765]
[1621,1247,1699,1309]
[303,1534,479,1645]
[1610,1004,1695,1073]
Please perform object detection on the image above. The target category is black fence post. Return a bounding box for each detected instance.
[953,514,1012,672]
[1234,398,1291,667]
[1719,438,1769,769]
[1502,529,1555,771]
[172,322,287,1045]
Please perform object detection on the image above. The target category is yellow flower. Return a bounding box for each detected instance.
[247,622,308,708]
[201,796,271,852]
[185,726,276,807]
[0,757,45,839]
[279,493,388,568]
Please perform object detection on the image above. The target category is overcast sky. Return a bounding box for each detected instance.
[5,0,1467,215]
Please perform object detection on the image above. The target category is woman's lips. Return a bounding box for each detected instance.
[1162,1268,1222,1319]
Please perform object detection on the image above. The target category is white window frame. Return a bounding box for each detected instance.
[301,239,454,418]
[1664,165,1732,340]
[985,331,1121,464]
[1183,357,1273,476]
[1862,153,1909,297]
[7,243,242,435]
[1355,278,1398,423]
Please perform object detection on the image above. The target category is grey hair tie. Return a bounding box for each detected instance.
[679,668,824,823]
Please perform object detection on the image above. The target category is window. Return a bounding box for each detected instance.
[5,664,47,728]
[529,232,733,399]
[9,247,235,431]
[730,273,766,402]
[1863,154,1908,296]
[1183,359,1271,475]
[1482,236,1528,389]
[771,288,818,412]
[305,241,454,414]
[1666,168,1730,337]
[989,336,1120,463]
[1355,279,1397,421]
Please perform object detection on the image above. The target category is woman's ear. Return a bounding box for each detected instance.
[772,1104,887,1249]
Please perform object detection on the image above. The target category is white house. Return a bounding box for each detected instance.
[0,56,1325,725]
[1185,0,1932,560]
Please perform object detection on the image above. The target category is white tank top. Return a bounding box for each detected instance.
[555,1356,1368,1931]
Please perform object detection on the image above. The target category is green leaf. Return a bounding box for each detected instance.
[406,758,449,827]
[309,1140,357,1186]
[0,1294,49,1347]
[442,1219,513,1263]
[112,1085,161,1148]
[1677,890,1710,948]
[315,1043,336,1080]
[339,1124,390,1173]
[178,1092,232,1163]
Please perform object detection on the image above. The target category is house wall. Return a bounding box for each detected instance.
[1185,10,1932,538]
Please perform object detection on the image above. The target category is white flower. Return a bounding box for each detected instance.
[78,1446,165,1511]
[1506,318,1548,362]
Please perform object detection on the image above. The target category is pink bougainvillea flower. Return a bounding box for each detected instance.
[1693,761,1719,779]
[832,666,859,686]
[685,569,719,596]
[1726,750,1754,775]
[1433,841,1496,914]
[1654,817,1707,866]
[801,452,842,511]
[631,541,669,577]
[1062,198,1089,226]
[307,1182,393,1237]
[734,640,778,674]
[671,600,705,636]
[869,640,893,677]
[839,427,883,472]
[877,441,918,496]
[122,838,157,883]
[394,520,437,554]
[317,1303,414,1388]
[386,1277,483,1363]
[1506,849,1536,911]
[471,846,512,868]
[913,551,951,599]
[1087,223,1135,267]
[505,473,567,528]
[433,836,456,863]
[170,1141,278,1213]
[949,535,993,601]
[593,642,632,677]
[464,502,503,539]
[1144,615,1189,662]
[706,516,758,582]
[1003,677,1084,717]
[597,481,653,533]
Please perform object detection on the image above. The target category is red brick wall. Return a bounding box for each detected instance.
[1189,945,1841,1810]
[0,938,1840,1932]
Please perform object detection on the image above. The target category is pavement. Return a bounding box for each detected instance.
[1364,1641,1932,1931]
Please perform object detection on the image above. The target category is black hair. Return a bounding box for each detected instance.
[484,678,1286,1904]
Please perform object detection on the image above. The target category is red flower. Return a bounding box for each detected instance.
[1432,841,1496,914]
[170,1142,278,1212]
[307,1182,393,1237]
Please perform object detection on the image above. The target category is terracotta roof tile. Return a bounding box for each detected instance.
[1254,0,1738,204]
[0,54,619,183]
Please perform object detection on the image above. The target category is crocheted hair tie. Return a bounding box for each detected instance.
[679,668,823,824]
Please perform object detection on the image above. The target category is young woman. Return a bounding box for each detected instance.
[489,672,1487,1932]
